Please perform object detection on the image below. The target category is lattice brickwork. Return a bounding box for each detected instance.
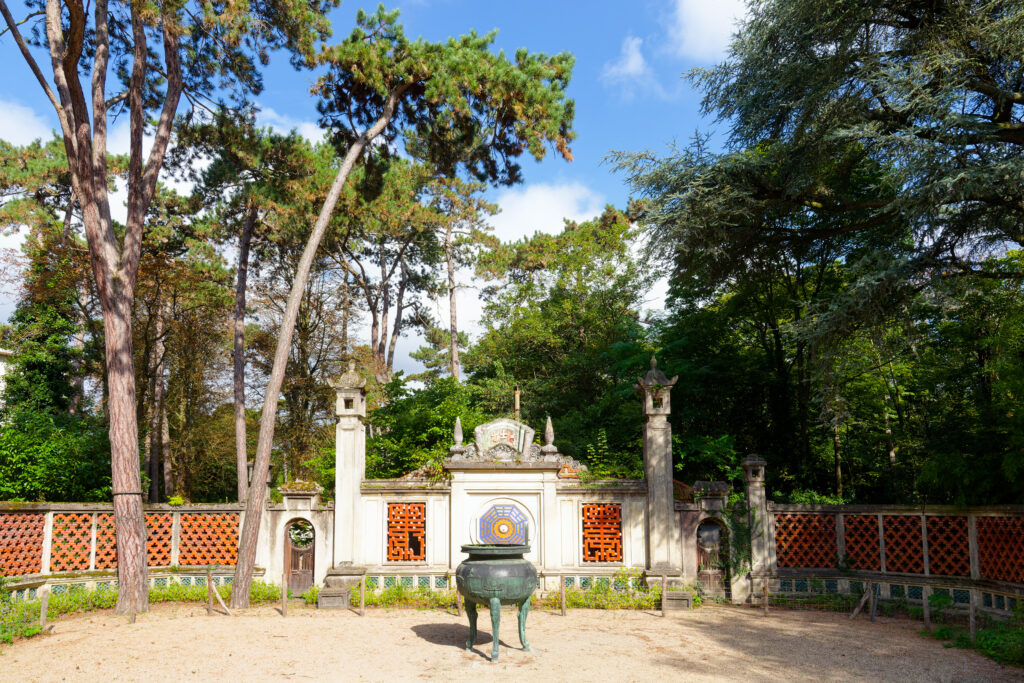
[883,516,924,574]
[95,513,117,569]
[582,504,623,563]
[387,503,426,561]
[179,513,238,566]
[146,513,173,566]
[95,512,178,568]
[51,513,93,571]
[843,515,880,571]
[774,514,836,569]
[978,516,1024,584]
[926,516,970,577]
[0,513,45,576]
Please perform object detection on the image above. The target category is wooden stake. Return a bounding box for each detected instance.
[923,586,931,631]
[281,568,288,617]
[213,583,232,616]
[969,590,976,643]
[457,590,462,616]
[763,582,769,615]
[850,584,871,620]
[560,575,566,616]
[39,589,49,629]
[207,570,214,616]
[661,575,668,618]
[360,575,366,617]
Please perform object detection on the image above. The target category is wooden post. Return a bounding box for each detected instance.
[661,575,667,618]
[207,570,214,616]
[360,575,366,617]
[969,590,976,643]
[39,589,49,630]
[763,582,769,615]
[456,590,462,616]
[922,586,931,631]
[281,568,288,617]
[560,575,566,616]
[866,580,874,621]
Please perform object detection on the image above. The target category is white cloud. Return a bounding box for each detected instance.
[603,35,674,100]
[0,98,55,146]
[670,0,748,62]
[487,181,605,243]
[258,106,323,143]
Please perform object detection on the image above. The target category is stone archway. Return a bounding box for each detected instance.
[285,519,315,595]
[696,518,730,599]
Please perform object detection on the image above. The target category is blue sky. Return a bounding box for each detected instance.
[0,0,747,373]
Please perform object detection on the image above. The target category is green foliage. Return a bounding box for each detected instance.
[300,585,321,606]
[367,374,489,478]
[354,585,457,610]
[168,496,185,506]
[0,409,110,502]
[780,490,848,505]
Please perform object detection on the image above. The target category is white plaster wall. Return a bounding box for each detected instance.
[263,505,333,588]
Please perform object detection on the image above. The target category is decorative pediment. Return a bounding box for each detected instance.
[474,418,535,457]
[446,416,587,474]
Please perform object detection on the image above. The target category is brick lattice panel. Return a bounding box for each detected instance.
[95,513,117,569]
[51,513,93,571]
[582,503,623,563]
[883,515,924,574]
[843,515,880,571]
[978,516,1024,583]
[146,513,173,566]
[926,516,970,577]
[0,513,45,576]
[179,513,238,566]
[387,503,426,562]
[94,512,178,568]
[774,514,837,569]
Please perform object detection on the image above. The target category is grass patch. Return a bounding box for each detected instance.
[1,581,282,644]
[351,585,458,610]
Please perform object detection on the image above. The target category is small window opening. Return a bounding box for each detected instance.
[344,398,354,410]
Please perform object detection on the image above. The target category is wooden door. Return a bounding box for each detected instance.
[288,538,314,594]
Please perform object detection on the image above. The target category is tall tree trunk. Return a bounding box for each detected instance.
[340,272,351,358]
[445,224,460,379]
[148,302,167,502]
[161,392,172,498]
[231,88,407,608]
[234,207,256,501]
[833,423,843,499]
[385,263,407,378]
[104,292,149,612]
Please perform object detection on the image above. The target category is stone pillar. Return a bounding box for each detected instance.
[635,357,680,577]
[331,362,367,568]
[741,455,772,594]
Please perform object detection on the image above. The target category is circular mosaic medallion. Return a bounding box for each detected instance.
[478,504,528,545]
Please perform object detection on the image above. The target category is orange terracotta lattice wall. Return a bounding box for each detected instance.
[582,504,623,563]
[926,516,970,577]
[774,514,836,568]
[95,513,117,569]
[978,516,1024,584]
[51,513,93,571]
[843,515,880,571]
[95,512,176,568]
[883,515,924,574]
[387,503,426,561]
[179,513,238,566]
[0,513,45,576]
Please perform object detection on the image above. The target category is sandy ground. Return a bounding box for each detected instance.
[2,602,1021,682]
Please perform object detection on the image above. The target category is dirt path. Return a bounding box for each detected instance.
[2,603,1020,682]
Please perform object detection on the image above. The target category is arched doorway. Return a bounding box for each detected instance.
[286,520,315,595]
[696,518,730,599]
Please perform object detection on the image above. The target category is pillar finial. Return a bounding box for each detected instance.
[540,416,557,454]
[454,416,464,446]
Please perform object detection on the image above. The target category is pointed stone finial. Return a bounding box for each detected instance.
[449,416,466,456]
[541,415,557,454]
[333,360,365,389]
[651,355,658,370]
